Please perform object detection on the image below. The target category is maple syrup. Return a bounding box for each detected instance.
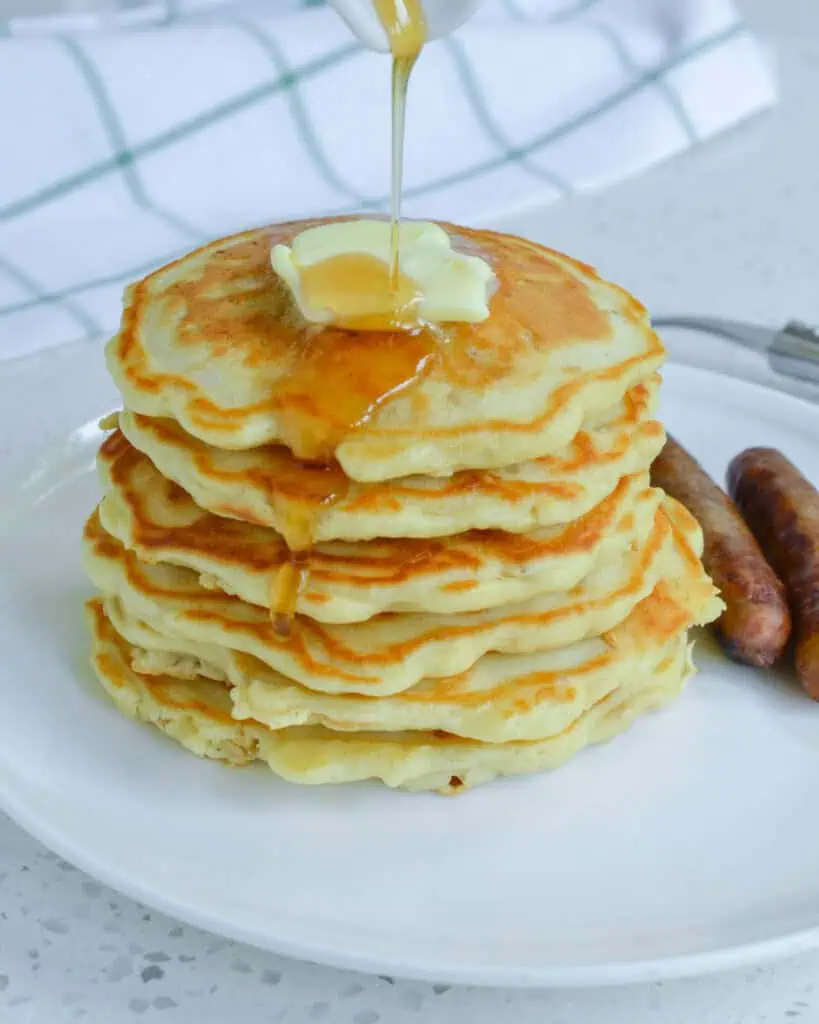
[299,251,423,330]
[269,0,429,634]
[374,0,426,284]
[266,457,347,636]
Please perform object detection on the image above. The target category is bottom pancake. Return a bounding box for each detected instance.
[87,599,694,793]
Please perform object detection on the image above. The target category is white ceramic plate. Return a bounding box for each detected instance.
[1,347,819,989]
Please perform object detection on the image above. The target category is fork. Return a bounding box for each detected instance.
[652,316,819,386]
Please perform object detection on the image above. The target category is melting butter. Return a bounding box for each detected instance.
[271,219,494,328]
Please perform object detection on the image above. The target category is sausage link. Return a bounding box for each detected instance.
[728,448,819,699]
[651,437,791,667]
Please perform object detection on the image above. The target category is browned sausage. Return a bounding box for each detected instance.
[651,437,791,667]
[728,448,819,699]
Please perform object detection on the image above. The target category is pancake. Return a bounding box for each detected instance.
[105,219,665,480]
[86,215,719,793]
[105,574,709,742]
[85,495,683,696]
[87,598,693,792]
[112,379,664,543]
[98,435,663,621]
[83,496,720,697]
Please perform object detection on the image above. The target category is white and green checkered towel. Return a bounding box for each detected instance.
[0,0,774,358]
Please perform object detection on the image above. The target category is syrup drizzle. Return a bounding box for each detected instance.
[269,0,429,635]
[374,0,427,285]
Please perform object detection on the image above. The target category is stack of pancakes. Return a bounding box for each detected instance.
[83,220,722,792]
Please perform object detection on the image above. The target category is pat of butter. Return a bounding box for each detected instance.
[271,219,494,326]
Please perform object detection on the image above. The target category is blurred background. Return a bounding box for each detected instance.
[0,0,165,20]
[0,0,775,356]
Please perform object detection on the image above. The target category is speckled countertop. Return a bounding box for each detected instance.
[4,1,819,1021]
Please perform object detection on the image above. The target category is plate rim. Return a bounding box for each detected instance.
[2,360,819,989]
[4,768,819,989]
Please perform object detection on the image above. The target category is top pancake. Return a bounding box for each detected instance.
[106,218,665,481]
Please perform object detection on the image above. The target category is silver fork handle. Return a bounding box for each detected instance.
[653,315,819,385]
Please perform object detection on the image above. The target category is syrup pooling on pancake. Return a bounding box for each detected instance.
[298,253,423,330]
[106,223,658,473]
[269,318,440,462]
[273,222,494,328]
